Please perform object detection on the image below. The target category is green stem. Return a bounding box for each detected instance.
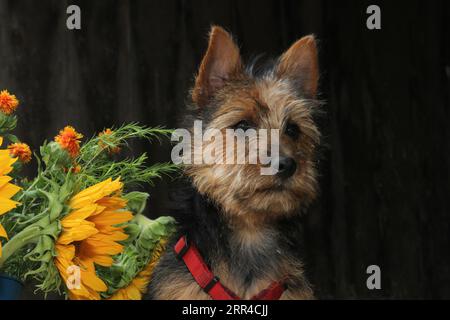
[0,225,41,268]
[17,176,40,201]
[0,206,57,268]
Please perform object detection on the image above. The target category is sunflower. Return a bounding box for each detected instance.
[0,137,21,257]
[8,142,32,163]
[0,90,19,115]
[55,177,133,300]
[107,239,167,300]
[54,126,83,158]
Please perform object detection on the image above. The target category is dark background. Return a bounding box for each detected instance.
[1,0,449,299]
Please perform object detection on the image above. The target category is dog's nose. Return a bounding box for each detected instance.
[276,156,297,179]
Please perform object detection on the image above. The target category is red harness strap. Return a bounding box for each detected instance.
[174,235,286,300]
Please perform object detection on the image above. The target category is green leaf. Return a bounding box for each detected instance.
[124,191,149,215]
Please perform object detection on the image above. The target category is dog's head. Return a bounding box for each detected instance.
[180,26,321,224]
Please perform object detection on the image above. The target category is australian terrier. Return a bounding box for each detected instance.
[148,25,321,300]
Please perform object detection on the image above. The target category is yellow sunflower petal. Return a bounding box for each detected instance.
[57,221,98,245]
[0,152,17,175]
[69,288,100,300]
[68,180,111,207]
[80,236,124,255]
[96,229,129,241]
[0,176,12,188]
[0,197,19,215]
[86,254,113,267]
[54,245,76,285]
[70,178,123,209]
[108,290,126,300]
[96,196,127,210]
[125,284,142,300]
[0,181,21,199]
[0,222,7,255]
[88,210,133,227]
[55,244,75,262]
[61,204,101,223]
[0,223,6,238]
[78,259,108,292]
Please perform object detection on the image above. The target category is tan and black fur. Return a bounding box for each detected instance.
[147,26,321,300]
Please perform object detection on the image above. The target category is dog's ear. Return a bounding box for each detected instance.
[192,26,242,107]
[276,35,319,98]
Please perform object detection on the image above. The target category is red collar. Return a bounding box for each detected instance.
[174,235,287,300]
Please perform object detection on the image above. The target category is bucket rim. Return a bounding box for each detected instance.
[0,274,23,286]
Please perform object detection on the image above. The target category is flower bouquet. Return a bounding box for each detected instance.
[0,90,178,300]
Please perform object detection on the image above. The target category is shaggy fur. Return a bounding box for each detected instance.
[147,26,321,300]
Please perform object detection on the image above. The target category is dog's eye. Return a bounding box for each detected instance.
[285,122,300,140]
[233,120,253,131]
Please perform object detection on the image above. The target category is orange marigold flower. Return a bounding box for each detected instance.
[98,128,121,154]
[0,90,19,115]
[63,164,81,174]
[55,126,83,158]
[100,128,113,135]
[8,142,32,163]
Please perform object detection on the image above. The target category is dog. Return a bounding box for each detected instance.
[147,26,321,300]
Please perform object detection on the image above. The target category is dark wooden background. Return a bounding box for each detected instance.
[1,0,449,299]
